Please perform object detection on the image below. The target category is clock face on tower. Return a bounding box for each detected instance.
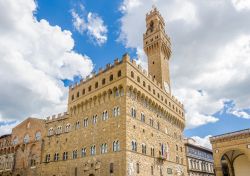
[164,81,170,93]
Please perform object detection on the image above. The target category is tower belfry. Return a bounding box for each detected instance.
[143,7,172,93]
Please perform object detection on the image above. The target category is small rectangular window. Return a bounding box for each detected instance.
[110,163,114,173]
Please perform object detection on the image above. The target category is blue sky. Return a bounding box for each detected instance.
[0,0,250,148]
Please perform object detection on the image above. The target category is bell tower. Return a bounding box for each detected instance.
[143,7,172,93]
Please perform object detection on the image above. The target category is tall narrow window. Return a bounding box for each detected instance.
[75,167,78,176]
[54,153,59,161]
[83,118,88,127]
[75,121,80,129]
[131,71,134,78]
[102,78,106,85]
[23,134,30,144]
[142,143,146,154]
[131,107,136,118]
[113,107,120,117]
[110,74,113,81]
[81,148,86,157]
[118,70,121,77]
[92,115,98,124]
[141,113,145,122]
[110,163,114,174]
[63,152,68,160]
[102,110,108,120]
[131,140,137,151]
[137,76,140,83]
[136,163,140,174]
[113,141,120,152]
[35,131,41,141]
[90,145,96,156]
[151,166,154,175]
[72,150,78,159]
[46,154,50,162]
[95,82,98,88]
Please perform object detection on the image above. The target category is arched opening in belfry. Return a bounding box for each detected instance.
[89,174,95,176]
[220,149,250,176]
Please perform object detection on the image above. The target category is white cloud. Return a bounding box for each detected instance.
[0,121,20,136]
[71,7,108,46]
[0,0,93,122]
[232,0,250,11]
[118,0,250,128]
[191,135,212,149]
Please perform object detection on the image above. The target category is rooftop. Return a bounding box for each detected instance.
[210,128,250,142]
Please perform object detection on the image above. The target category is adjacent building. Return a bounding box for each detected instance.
[11,118,46,176]
[184,138,214,176]
[210,128,250,176]
[0,134,14,176]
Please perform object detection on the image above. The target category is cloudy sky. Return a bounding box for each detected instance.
[0,0,250,148]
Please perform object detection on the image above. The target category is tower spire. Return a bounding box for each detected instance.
[143,8,172,93]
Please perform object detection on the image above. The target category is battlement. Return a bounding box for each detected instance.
[69,54,128,91]
[45,112,68,123]
[127,56,183,108]
[69,53,183,108]
[146,7,165,26]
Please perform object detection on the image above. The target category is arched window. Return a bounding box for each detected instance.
[56,126,62,134]
[90,145,96,155]
[54,153,59,161]
[72,150,77,159]
[109,74,113,81]
[141,143,146,154]
[100,143,108,154]
[92,115,98,124]
[65,123,71,132]
[81,147,86,157]
[45,154,50,162]
[13,137,18,145]
[113,141,120,152]
[150,147,155,157]
[118,70,122,77]
[137,76,140,83]
[35,131,41,141]
[131,140,137,151]
[131,71,134,78]
[63,152,68,160]
[23,134,29,144]
[102,110,108,120]
[113,107,120,117]
[48,127,53,136]
[102,78,106,85]
[131,107,136,118]
[83,118,88,127]
[141,113,145,122]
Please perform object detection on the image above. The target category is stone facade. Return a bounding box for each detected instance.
[0,134,14,176]
[210,129,250,176]
[40,7,186,176]
[184,138,214,176]
[11,118,46,176]
[1,7,187,176]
